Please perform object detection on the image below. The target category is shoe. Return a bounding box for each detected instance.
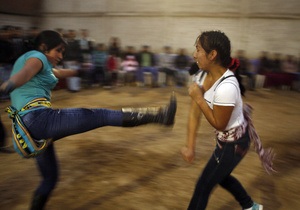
[244,202,263,210]
[161,92,177,126]
[121,92,176,127]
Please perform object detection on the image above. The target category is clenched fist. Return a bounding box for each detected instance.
[181,146,195,163]
[188,83,204,103]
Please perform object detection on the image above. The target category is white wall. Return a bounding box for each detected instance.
[0,14,36,29]
[1,0,300,58]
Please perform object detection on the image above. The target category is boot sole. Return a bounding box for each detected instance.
[163,93,177,126]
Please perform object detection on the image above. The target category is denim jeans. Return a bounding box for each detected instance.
[22,107,123,141]
[176,69,189,86]
[22,107,123,198]
[137,66,159,83]
[188,131,253,210]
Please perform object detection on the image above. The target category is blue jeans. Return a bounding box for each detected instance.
[22,107,123,198]
[176,69,189,86]
[188,131,253,210]
[22,108,123,140]
[137,66,159,83]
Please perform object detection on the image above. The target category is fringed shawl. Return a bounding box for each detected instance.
[243,103,276,174]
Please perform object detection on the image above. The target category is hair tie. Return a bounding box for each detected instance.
[228,58,240,72]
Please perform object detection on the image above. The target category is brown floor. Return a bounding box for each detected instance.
[0,86,299,210]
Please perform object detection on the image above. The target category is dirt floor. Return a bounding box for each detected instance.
[0,85,299,210]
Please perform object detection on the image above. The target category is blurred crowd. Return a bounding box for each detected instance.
[236,50,299,91]
[1,25,300,95]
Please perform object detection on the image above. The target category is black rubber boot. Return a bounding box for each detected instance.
[122,92,176,127]
[30,193,48,210]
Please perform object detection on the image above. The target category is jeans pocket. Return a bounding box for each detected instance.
[22,109,46,129]
[213,144,226,164]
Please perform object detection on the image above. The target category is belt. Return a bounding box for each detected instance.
[21,98,52,111]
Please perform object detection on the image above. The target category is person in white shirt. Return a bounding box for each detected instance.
[181,30,275,210]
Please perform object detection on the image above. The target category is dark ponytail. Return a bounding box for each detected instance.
[228,58,246,96]
[188,62,200,75]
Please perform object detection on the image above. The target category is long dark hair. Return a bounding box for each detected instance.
[196,30,245,96]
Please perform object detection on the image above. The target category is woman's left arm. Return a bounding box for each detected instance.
[189,83,233,131]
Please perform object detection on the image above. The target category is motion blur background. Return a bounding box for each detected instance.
[0,1,300,209]
[0,0,299,58]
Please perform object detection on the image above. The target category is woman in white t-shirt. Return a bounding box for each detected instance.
[181,31,275,210]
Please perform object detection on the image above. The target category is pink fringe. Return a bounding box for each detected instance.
[243,104,276,174]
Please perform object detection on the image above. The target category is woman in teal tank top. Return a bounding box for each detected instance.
[0,30,177,210]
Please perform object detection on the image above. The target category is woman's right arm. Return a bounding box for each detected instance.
[181,99,202,163]
[0,58,42,93]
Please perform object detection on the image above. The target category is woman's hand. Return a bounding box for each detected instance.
[0,80,15,94]
[188,83,204,103]
[181,146,195,163]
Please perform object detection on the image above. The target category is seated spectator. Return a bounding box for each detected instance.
[78,29,94,63]
[281,55,299,89]
[261,54,298,89]
[105,52,120,87]
[158,46,177,86]
[254,51,274,89]
[282,54,298,73]
[270,53,282,73]
[258,51,272,74]
[263,53,283,89]
[236,49,255,90]
[64,29,82,64]
[63,29,83,91]
[91,43,108,86]
[120,55,139,85]
[174,48,191,86]
[108,36,122,58]
[136,45,159,87]
[122,46,137,60]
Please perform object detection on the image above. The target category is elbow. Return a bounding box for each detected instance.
[218,127,227,132]
[214,123,227,131]
[213,117,230,131]
[215,126,226,131]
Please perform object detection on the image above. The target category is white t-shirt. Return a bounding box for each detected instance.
[193,70,245,131]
